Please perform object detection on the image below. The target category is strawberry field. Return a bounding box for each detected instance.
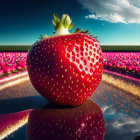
[0,52,27,78]
[103,52,140,79]
[1,51,140,80]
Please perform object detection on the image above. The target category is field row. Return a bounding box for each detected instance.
[0,45,31,52]
[101,45,140,52]
[0,52,27,77]
[103,52,140,79]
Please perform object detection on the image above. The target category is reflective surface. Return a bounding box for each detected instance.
[27,100,105,140]
[0,76,140,140]
[92,81,140,140]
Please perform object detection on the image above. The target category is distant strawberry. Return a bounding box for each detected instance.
[27,13,103,106]
[135,68,140,73]
[10,65,16,71]
[19,61,26,69]
[0,62,4,69]
[27,100,105,140]
[108,63,112,67]
[120,63,126,69]
[127,65,133,71]
[3,66,11,74]
[0,70,3,75]
[103,62,108,66]
[16,65,22,70]
[115,63,120,69]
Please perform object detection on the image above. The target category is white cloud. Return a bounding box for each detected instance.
[129,0,140,7]
[111,115,140,133]
[77,0,140,23]
[104,110,140,139]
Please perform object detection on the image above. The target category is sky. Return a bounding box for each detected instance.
[0,0,140,45]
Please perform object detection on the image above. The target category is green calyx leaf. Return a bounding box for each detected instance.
[52,20,57,30]
[53,13,60,25]
[63,15,71,29]
[52,13,60,30]
[53,13,73,35]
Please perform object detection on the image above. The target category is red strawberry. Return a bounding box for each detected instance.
[16,65,22,70]
[127,65,133,71]
[19,61,26,69]
[0,62,5,69]
[108,62,112,67]
[10,65,16,71]
[115,63,120,69]
[0,70,3,75]
[135,68,140,73]
[3,66,11,74]
[26,13,103,106]
[27,100,105,140]
[103,62,108,66]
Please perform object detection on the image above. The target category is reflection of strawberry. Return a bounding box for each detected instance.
[27,100,105,140]
[27,13,103,106]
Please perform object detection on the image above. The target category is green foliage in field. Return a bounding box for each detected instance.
[0,45,140,52]
[0,45,31,52]
[101,45,140,52]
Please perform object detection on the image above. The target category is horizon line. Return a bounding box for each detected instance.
[0,44,140,46]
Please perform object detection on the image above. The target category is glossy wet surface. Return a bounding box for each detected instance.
[0,76,140,140]
[91,81,140,140]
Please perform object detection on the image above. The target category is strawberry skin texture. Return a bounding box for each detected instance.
[27,33,103,106]
[27,100,105,140]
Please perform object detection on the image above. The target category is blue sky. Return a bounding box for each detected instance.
[0,0,140,45]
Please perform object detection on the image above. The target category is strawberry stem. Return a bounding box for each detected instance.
[53,13,73,36]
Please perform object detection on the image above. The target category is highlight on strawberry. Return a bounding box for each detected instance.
[27,100,105,140]
[26,13,103,106]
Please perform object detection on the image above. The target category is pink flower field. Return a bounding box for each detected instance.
[0,52,140,80]
[0,52,27,78]
[103,52,140,79]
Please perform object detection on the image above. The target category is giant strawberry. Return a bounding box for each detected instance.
[26,13,103,106]
[27,100,105,140]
